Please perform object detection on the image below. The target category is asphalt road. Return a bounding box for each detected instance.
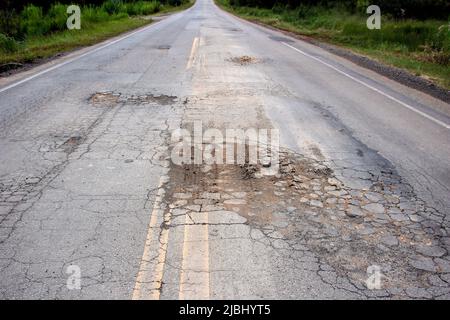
[0,0,449,299]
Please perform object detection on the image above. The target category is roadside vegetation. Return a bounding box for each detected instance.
[216,0,450,89]
[0,0,193,69]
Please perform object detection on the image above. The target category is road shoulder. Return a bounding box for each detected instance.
[215,3,450,104]
[0,3,195,84]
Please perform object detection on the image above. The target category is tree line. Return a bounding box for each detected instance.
[1,0,448,19]
[1,0,184,10]
[226,0,450,20]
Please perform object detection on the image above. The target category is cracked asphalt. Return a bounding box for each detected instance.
[1,0,450,299]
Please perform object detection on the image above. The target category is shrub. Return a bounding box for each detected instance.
[167,0,183,6]
[124,2,141,15]
[82,5,110,23]
[125,1,161,15]
[0,33,20,53]
[20,5,51,37]
[140,1,161,15]
[226,0,450,19]
[48,3,68,32]
[0,10,22,39]
[355,0,369,13]
[102,0,125,15]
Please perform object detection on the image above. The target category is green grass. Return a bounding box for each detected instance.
[0,18,149,65]
[0,1,194,68]
[216,0,450,89]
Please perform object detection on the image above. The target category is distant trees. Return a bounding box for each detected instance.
[227,0,450,19]
[1,0,448,19]
[0,0,183,12]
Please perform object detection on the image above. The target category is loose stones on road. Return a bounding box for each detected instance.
[363,203,385,214]
[159,146,450,299]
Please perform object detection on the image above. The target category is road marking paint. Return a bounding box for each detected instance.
[186,37,200,70]
[178,211,210,299]
[281,42,450,130]
[0,18,169,95]
[132,178,170,300]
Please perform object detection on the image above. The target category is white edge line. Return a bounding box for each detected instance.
[281,41,450,130]
[0,17,170,94]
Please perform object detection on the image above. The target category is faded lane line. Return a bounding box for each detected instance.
[281,42,450,130]
[186,37,200,70]
[0,18,170,94]
[132,177,170,300]
[178,211,210,299]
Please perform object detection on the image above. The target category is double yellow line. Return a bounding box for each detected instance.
[134,35,210,299]
[132,182,211,300]
[132,178,170,300]
[186,37,200,70]
[179,211,210,299]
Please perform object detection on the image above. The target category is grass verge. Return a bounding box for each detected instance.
[0,1,194,69]
[215,0,450,90]
[0,18,149,67]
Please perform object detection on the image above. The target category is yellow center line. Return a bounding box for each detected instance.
[186,37,200,70]
[178,211,210,300]
[132,178,170,300]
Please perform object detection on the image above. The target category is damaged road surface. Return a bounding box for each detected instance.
[1,0,450,300]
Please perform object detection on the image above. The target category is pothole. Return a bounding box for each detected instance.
[227,55,261,65]
[162,144,448,297]
[89,91,177,106]
[119,93,177,105]
[89,91,120,105]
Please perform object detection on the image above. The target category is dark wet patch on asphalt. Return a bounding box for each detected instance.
[157,45,171,50]
[61,136,84,153]
[269,35,294,43]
